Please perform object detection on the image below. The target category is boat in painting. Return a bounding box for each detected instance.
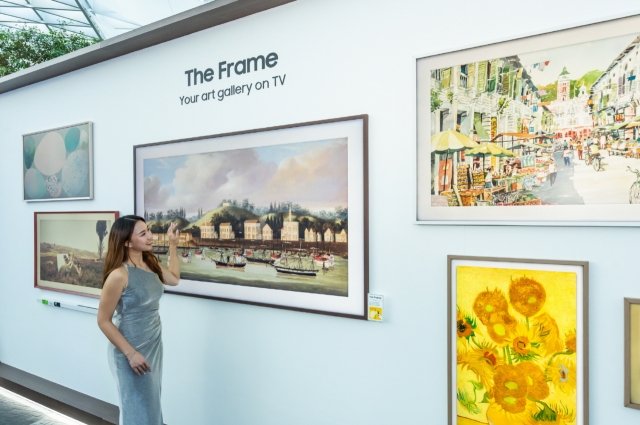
[274,252,318,277]
[211,250,247,268]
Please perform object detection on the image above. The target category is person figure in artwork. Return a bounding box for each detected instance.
[563,146,572,166]
[58,251,82,277]
[472,157,481,173]
[485,166,494,188]
[548,158,558,187]
[589,140,601,163]
[577,139,584,160]
[97,216,180,425]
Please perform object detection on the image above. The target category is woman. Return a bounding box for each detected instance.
[97,216,180,425]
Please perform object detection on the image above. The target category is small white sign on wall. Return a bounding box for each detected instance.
[368,294,383,322]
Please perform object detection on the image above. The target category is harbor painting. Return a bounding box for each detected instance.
[35,211,119,297]
[418,16,640,224]
[141,137,349,297]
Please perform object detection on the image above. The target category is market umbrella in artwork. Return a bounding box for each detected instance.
[431,129,478,193]
[465,142,517,169]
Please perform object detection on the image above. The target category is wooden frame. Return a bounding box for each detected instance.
[416,14,640,226]
[447,256,589,425]
[624,297,640,410]
[23,122,94,202]
[34,211,120,298]
[133,115,369,319]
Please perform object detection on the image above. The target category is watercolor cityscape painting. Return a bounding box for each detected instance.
[454,265,579,425]
[142,138,349,296]
[424,32,640,208]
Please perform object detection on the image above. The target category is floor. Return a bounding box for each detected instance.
[0,387,84,425]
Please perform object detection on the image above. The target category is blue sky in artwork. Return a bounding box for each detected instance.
[143,137,348,214]
[144,155,188,187]
[144,139,341,188]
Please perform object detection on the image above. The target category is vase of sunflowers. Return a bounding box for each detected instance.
[455,268,578,425]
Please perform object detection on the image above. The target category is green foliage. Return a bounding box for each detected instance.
[536,69,603,102]
[463,313,477,330]
[446,90,454,102]
[497,96,510,114]
[457,389,481,415]
[531,401,557,421]
[575,69,603,91]
[0,26,97,77]
[538,82,557,102]
[209,210,250,237]
[510,346,540,363]
[188,225,201,238]
[431,88,442,112]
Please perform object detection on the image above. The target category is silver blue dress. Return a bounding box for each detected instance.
[108,264,164,425]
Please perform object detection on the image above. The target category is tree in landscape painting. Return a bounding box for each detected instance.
[96,220,107,260]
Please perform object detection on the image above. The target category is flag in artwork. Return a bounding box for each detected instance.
[531,60,550,71]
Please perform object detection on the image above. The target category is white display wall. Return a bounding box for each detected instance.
[1,0,640,423]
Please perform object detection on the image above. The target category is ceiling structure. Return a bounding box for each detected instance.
[0,0,214,40]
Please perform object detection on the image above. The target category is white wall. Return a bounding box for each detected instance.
[2,1,640,423]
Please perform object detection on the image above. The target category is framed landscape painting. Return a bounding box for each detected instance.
[625,297,640,410]
[417,14,640,225]
[23,122,93,202]
[35,211,119,297]
[134,116,368,319]
[448,256,589,425]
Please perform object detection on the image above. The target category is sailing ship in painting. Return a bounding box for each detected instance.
[211,249,247,268]
[143,137,349,296]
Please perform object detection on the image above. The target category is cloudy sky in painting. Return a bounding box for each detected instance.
[144,138,348,215]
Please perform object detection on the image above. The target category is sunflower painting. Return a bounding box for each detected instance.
[453,264,583,425]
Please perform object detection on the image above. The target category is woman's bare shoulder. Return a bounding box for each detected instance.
[105,266,128,287]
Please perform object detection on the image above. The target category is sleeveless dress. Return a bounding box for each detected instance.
[108,264,164,425]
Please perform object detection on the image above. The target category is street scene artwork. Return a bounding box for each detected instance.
[35,212,117,297]
[454,266,579,425]
[142,138,349,297]
[23,123,92,201]
[424,32,640,208]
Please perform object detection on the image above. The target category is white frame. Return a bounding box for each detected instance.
[134,116,368,319]
[416,14,640,225]
[22,121,94,202]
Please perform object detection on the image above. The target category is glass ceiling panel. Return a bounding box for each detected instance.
[0,0,217,40]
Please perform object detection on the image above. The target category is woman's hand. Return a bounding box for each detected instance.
[128,352,152,376]
[167,222,179,248]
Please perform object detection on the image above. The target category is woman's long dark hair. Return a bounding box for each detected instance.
[101,215,164,287]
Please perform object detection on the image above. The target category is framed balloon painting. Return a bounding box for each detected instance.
[23,122,93,202]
